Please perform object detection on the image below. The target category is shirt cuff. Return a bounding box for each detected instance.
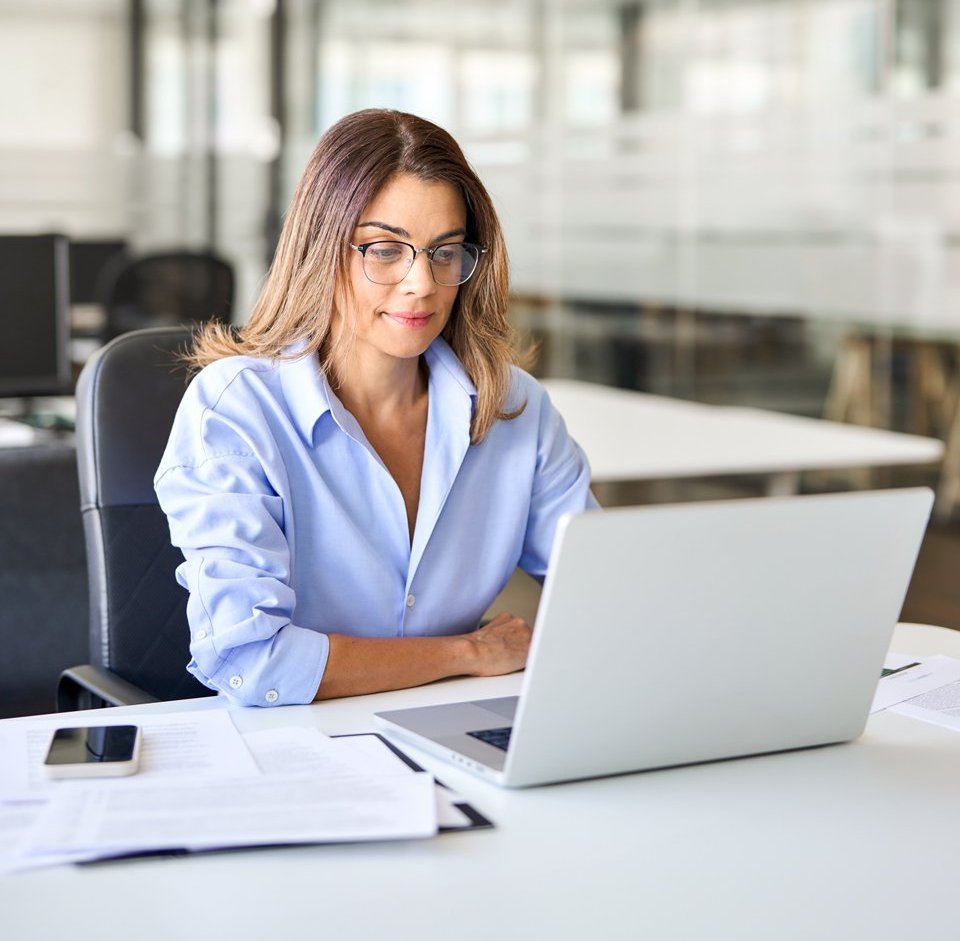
[209,624,330,707]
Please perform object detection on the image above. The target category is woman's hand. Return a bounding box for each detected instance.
[467,612,532,676]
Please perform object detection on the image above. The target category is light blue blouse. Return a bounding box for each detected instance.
[154,337,597,706]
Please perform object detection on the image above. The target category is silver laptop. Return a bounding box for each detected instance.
[376,488,933,787]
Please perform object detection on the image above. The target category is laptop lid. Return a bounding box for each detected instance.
[378,488,933,787]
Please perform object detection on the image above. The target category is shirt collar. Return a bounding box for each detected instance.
[278,336,478,444]
[278,344,333,443]
[423,336,477,408]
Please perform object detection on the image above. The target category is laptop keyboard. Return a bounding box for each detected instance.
[467,726,512,751]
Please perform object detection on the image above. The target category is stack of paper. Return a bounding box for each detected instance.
[0,710,443,873]
[872,653,960,730]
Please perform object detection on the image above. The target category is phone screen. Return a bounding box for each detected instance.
[45,725,140,766]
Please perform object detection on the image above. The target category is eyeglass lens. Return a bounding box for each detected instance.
[361,242,480,286]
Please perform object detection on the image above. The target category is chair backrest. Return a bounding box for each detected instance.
[99,250,234,341]
[76,326,215,700]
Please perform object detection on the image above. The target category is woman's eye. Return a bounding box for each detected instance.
[432,248,457,265]
[369,247,404,262]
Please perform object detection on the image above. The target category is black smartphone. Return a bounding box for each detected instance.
[43,724,142,779]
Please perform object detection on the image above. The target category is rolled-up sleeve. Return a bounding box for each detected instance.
[155,379,328,706]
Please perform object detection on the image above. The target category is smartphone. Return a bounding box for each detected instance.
[43,724,142,779]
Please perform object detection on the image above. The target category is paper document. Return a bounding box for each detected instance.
[890,677,960,731]
[243,728,483,830]
[0,802,45,872]
[0,709,264,873]
[332,733,483,830]
[243,726,381,776]
[0,802,99,874]
[870,654,960,713]
[22,771,437,860]
[5,719,443,871]
[0,712,498,872]
[0,709,260,802]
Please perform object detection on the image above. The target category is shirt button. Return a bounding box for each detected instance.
[264,689,279,704]
[229,674,243,689]
[406,594,415,608]
[195,630,207,641]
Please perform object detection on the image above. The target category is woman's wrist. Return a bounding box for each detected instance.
[447,631,483,677]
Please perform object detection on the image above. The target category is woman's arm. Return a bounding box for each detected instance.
[517,377,600,581]
[315,611,531,700]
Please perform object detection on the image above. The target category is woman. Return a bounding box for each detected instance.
[155,108,597,706]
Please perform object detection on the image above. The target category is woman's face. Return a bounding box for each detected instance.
[342,172,467,372]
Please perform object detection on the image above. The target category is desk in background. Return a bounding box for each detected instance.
[0,398,76,446]
[0,443,87,718]
[0,418,42,447]
[2,623,959,941]
[542,378,945,497]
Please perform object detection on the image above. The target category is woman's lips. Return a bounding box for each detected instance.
[384,311,434,328]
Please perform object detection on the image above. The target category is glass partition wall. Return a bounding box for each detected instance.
[281,1,959,435]
[3,0,959,444]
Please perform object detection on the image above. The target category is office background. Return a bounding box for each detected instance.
[2,0,959,714]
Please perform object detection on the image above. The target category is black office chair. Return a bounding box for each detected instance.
[98,250,234,342]
[58,327,217,710]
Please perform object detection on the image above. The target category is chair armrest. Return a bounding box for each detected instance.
[57,664,160,711]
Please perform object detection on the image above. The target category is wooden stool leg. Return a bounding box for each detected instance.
[935,376,960,522]
[825,335,874,426]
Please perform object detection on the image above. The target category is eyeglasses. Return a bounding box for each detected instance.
[349,240,486,287]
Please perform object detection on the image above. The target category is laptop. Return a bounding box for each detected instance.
[376,487,933,787]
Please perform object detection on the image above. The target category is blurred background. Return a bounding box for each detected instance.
[5,1,960,418]
[2,0,960,716]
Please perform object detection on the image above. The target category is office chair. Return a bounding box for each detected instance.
[99,250,234,342]
[58,326,217,710]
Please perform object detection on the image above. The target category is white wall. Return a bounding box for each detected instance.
[0,1,130,236]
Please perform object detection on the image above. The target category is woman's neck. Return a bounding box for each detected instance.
[334,353,428,422]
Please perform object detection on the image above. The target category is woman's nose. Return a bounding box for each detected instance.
[400,250,435,293]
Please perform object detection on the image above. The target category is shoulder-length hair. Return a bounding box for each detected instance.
[189,108,523,443]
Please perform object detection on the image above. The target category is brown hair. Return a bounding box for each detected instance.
[189,108,523,443]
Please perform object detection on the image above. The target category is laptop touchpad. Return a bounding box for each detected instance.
[475,697,518,721]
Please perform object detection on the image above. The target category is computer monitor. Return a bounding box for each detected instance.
[68,238,128,305]
[0,233,72,397]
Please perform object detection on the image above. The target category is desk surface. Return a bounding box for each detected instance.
[3,623,959,941]
[542,378,945,484]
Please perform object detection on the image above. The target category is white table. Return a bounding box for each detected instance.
[542,378,945,496]
[0,418,41,447]
[3,623,960,941]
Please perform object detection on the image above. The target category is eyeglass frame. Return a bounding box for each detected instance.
[348,239,487,286]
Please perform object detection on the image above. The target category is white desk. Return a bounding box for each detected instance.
[2,623,960,941]
[0,418,41,448]
[543,379,945,496]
